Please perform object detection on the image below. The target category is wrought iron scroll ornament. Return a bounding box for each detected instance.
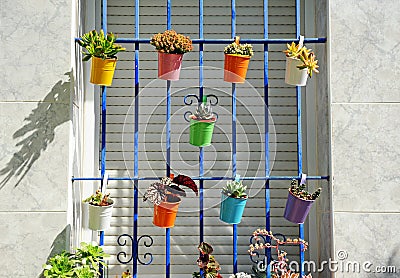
[248,230,287,264]
[183,93,219,122]
[117,234,154,265]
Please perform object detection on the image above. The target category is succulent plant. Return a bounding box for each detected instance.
[224,40,254,57]
[283,41,319,78]
[150,30,193,54]
[83,189,113,206]
[78,30,126,61]
[289,179,321,201]
[222,180,248,199]
[121,270,132,278]
[193,96,215,120]
[229,272,252,278]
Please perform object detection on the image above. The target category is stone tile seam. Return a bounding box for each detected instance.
[0,211,67,214]
[334,211,400,214]
[0,101,70,104]
[331,102,400,105]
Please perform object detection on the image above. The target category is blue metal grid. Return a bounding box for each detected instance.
[73,0,328,277]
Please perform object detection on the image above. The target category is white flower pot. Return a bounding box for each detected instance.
[285,56,308,86]
[88,200,114,231]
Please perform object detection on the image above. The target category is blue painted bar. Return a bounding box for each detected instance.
[231,0,236,37]
[166,2,172,277]
[72,175,330,182]
[74,37,327,44]
[199,0,204,245]
[133,0,140,276]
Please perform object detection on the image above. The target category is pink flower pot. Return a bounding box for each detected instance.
[158,52,183,81]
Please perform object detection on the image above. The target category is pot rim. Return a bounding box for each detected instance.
[287,189,315,203]
[190,116,217,123]
[221,191,248,200]
[224,53,251,59]
[92,56,118,61]
[88,199,114,207]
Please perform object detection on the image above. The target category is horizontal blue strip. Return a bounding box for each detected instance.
[74,37,326,44]
[72,175,329,182]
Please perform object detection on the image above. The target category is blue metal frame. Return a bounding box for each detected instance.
[73,0,329,277]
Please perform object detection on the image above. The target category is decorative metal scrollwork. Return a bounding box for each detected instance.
[248,233,287,264]
[117,234,154,266]
[183,93,219,122]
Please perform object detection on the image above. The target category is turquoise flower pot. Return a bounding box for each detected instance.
[219,193,247,224]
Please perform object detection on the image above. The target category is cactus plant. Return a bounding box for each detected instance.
[289,179,321,201]
[150,30,193,54]
[78,30,126,61]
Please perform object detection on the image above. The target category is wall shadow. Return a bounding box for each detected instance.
[0,71,72,189]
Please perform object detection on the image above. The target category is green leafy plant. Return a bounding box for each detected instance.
[289,179,321,201]
[43,242,109,278]
[43,251,75,278]
[224,42,254,57]
[78,30,126,61]
[283,41,319,78]
[150,30,193,54]
[83,189,113,206]
[222,180,248,199]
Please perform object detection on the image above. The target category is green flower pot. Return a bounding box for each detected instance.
[189,118,216,147]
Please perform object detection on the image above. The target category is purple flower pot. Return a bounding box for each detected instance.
[283,189,315,224]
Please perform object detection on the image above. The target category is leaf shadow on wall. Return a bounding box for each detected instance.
[0,71,72,189]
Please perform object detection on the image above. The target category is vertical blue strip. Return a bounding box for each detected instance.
[231,0,237,273]
[133,0,140,277]
[199,0,204,245]
[263,1,271,277]
[166,1,172,277]
[295,0,304,276]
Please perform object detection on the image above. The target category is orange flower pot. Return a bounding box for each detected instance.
[224,54,251,83]
[90,57,117,86]
[153,199,181,228]
[158,52,183,81]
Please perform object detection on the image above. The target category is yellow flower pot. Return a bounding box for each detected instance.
[90,57,117,86]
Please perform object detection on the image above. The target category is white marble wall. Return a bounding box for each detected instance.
[0,0,72,276]
[330,0,400,277]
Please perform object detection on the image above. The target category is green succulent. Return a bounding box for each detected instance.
[78,30,126,61]
[289,179,321,200]
[222,180,248,199]
[283,41,319,78]
[83,189,112,206]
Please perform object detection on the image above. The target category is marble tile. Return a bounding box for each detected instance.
[334,212,400,278]
[330,0,400,103]
[0,102,70,211]
[0,0,72,101]
[331,104,400,212]
[0,212,68,277]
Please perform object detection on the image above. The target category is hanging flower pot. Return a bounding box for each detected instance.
[283,179,321,224]
[88,201,114,231]
[150,30,193,81]
[283,39,319,86]
[84,189,114,231]
[189,96,217,147]
[90,57,117,86]
[284,56,308,86]
[158,52,183,81]
[78,30,126,87]
[143,174,198,228]
[153,196,181,228]
[219,179,248,224]
[223,36,253,83]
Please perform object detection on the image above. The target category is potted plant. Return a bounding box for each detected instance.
[83,189,114,231]
[78,29,126,86]
[143,174,198,228]
[193,242,222,278]
[189,96,217,147]
[43,242,109,278]
[219,179,248,224]
[248,229,312,278]
[119,270,132,278]
[223,36,254,83]
[283,41,319,86]
[150,29,193,81]
[283,179,321,224]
